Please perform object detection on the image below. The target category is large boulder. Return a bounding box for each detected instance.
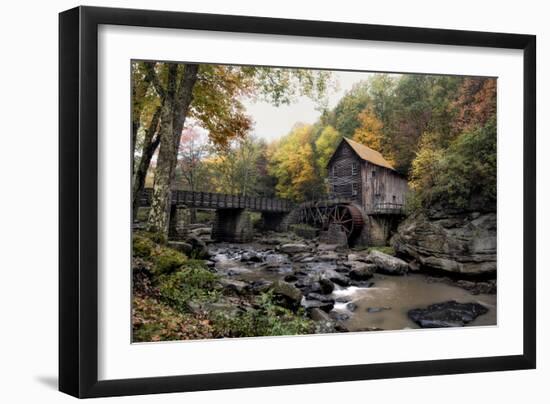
[184,235,210,259]
[408,300,489,328]
[347,261,375,280]
[270,280,303,310]
[391,212,496,276]
[367,250,409,275]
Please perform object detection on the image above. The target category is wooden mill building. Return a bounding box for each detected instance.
[327,138,409,214]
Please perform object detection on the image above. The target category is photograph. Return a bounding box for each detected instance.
[131,61,497,342]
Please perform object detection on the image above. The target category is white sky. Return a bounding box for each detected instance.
[241,70,376,142]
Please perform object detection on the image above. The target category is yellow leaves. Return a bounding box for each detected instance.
[269,124,318,201]
[315,125,341,175]
[352,107,384,151]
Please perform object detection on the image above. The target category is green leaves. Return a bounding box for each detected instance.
[411,117,497,211]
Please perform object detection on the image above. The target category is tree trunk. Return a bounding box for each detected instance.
[146,64,199,237]
[132,106,161,221]
[146,65,178,236]
[131,62,156,160]
[172,64,200,152]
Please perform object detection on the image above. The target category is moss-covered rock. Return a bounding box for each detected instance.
[152,248,187,275]
[132,235,155,258]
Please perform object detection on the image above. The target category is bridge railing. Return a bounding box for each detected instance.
[138,188,293,212]
[368,202,405,215]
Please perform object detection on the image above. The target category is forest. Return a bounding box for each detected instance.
[133,61,496,237]
[131,61,497,341]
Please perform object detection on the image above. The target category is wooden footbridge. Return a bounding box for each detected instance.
[138,188,293,213]
[137,189,403,245]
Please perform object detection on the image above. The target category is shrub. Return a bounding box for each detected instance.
[158,261,219,312]
[132,234,155,258]
[212,292,314,337]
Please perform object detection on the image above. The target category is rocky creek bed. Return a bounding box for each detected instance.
[132,227,496,341]
[205,231,497,333]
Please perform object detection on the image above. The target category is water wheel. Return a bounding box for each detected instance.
[327,204,364,240]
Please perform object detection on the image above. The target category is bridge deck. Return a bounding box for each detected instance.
[138,189,293,213]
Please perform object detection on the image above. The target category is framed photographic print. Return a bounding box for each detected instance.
[59,6,536,398]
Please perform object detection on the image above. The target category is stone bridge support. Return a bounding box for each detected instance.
[168,205,191,241]
[357,215,401,246]
[212,208,254,242]
[259,212,290,232]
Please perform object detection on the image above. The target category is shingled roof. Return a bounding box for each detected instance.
[329,138,395,170]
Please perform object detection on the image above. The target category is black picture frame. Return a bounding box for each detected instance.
[59,6,536,398]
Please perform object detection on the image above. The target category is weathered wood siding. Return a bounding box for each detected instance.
[361,161,409,211]
[327,142,362,204]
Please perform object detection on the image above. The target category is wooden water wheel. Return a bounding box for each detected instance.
[326,204,364,239]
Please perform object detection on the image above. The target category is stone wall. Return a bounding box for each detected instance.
[168,205,191,241]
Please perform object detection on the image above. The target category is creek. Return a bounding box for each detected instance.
[208,241,496,332]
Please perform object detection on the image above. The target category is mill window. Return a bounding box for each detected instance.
[372,170,376,177]
[352,183,358,196]
[351,162,358,176]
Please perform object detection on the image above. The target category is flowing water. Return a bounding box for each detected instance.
[209,243,497,332]
[331,274,496,331]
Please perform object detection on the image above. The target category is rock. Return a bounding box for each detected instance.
[310,308,337,333]
[456,279,497,295]
[335,296,351,303]
[279,243,310,254]
[167,241,193,255]
[334,265,350,273]
[190,227,211,237]
[218,278,249,295]
[270,280,303,310]
[309,307,333,322]
[184,235,210,259]
[367,250,409,275]
[348,261,375,280]
[284,273,298,282]
[318,278,335,294]
[240,251,263,262]
[294,278,322,294]
[329,311,350,322]
[391,212,496,275]
[317,251,340,262]
[408,300,489,328]
[264,253,290,268]
[302,299,334,313]
[321,269,350,287]
[317,243,339,251]
[306,293,335,304]
[346,302,358,312]
[347,252,369,262]
[367,306,391,313]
